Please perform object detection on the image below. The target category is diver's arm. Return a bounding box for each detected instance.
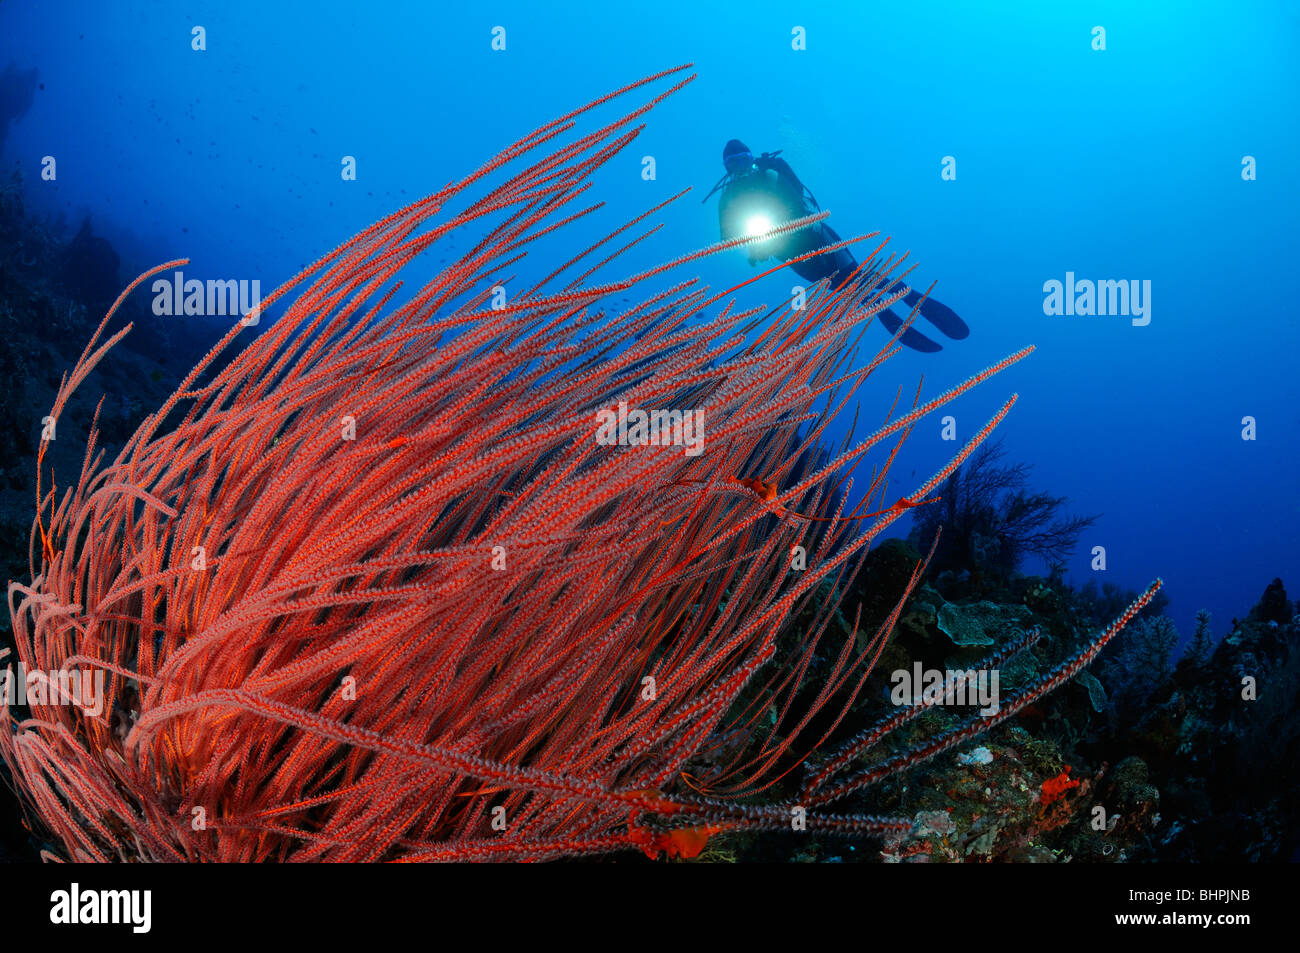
[755,155,818,210]
[754,155,800,192]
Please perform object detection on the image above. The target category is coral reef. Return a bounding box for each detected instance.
[5,67,1282,866]
[908,438,1097,594]
[743,573,1299,864]
[695,463,1296,865]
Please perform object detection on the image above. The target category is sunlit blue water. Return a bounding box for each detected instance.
[2,0,1296,642]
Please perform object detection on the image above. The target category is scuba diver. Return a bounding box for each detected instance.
[704,139,970,353]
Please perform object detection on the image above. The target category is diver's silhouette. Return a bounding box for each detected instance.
[705,139,969,353]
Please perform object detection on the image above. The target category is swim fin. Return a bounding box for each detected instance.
[901,288,970,340]
[876,306,943,352]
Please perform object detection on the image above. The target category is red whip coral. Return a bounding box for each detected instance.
[1,65,1159,862]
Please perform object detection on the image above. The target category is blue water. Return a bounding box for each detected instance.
[2,0,1296,642]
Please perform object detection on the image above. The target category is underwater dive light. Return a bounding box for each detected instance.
[743,212,776,239]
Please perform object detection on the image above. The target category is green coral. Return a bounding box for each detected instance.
[1075,670,1108,713]
[936,600,1032,647]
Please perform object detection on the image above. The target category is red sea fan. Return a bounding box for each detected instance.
[1,66,1158,862]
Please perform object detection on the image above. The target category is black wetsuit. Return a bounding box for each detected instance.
[717,153,968,352]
